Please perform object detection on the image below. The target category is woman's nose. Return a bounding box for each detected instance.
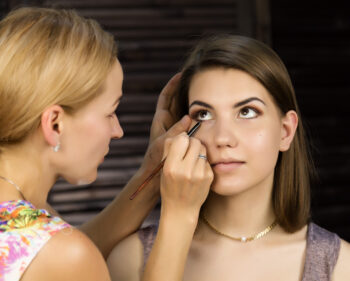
[111,115,124,139]
[212,119,238,148]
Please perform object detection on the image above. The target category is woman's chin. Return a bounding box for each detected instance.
[76,179,93,186]
[210,178,247,196]
[66,173,97,186]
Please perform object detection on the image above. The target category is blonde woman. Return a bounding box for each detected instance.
[107,35,350,281]
[0,7,210,281]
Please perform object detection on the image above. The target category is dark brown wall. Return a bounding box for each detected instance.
[271,0,350,241]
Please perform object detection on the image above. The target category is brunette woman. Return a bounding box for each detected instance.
[108,35,350,281]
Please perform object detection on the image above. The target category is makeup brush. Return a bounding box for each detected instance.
[129,121,201,200]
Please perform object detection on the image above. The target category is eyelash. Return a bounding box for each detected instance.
[190,106,261,121]
[108,105,119,118]
[108,112,116,118]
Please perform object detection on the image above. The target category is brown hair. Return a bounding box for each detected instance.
[176,35,314,232]
[0,7,117,148]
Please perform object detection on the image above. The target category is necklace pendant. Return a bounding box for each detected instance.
[241,236,247,242]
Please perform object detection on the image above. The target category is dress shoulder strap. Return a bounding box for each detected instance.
[302,222,341,281]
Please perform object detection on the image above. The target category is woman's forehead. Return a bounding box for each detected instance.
[187,68,272,105]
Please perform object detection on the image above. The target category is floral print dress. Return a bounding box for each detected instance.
[0,200,71,281]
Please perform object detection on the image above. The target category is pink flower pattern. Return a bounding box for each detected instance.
[0,200,71,280]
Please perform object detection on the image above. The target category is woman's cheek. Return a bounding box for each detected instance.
[191,120,213,144]
[244,128,277,155]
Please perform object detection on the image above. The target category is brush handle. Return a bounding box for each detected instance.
[129,121,201,200]
[129,158,166,200]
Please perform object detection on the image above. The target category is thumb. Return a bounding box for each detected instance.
[164,115,191,138]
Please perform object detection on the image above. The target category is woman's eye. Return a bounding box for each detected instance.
[195,110,212,121]
[238,107,259,119]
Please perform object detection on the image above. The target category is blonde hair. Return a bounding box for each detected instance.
[0,7,117,148]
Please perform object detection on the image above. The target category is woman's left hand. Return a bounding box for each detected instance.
[139,73,191,176]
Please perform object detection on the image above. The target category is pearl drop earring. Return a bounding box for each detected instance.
[53,142,60,152]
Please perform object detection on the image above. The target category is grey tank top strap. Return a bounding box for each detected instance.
[137,225,158,270]
[301,223,341,281]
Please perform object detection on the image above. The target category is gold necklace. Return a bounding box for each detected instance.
[0,175,26,200]
[201,213,277,243]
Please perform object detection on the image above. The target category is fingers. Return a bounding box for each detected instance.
[182,137,202,168]
[165,115,191,138]
[197,146,213,183]
[149,73,184,142]
[196,145,207,167]
[160,134,213,216]
[156,73,181,112]
[150,111,172,142]
[163,133,210,179]
[162,132,189,162]
[153,115,191,143]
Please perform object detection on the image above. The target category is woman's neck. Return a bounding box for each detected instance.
[0,142,56,208]
[201,177,275,237]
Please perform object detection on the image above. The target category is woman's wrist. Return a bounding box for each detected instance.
[143,205,198,281]
[160,204,200,230]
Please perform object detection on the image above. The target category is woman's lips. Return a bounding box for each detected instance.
[212,162,245,173]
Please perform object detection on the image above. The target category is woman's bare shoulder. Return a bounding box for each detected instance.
[332,238,350,280]
[107,231,144,281]
[21,227,111,281]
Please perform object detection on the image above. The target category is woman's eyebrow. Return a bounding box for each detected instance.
[234,97,265,108]
[188,97,265,110]
[189,100,213,109]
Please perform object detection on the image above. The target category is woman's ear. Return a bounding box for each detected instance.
[41,105,64,148]
[279,110,298,152]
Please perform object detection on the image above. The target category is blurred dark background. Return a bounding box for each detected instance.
[1,0,349,241]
